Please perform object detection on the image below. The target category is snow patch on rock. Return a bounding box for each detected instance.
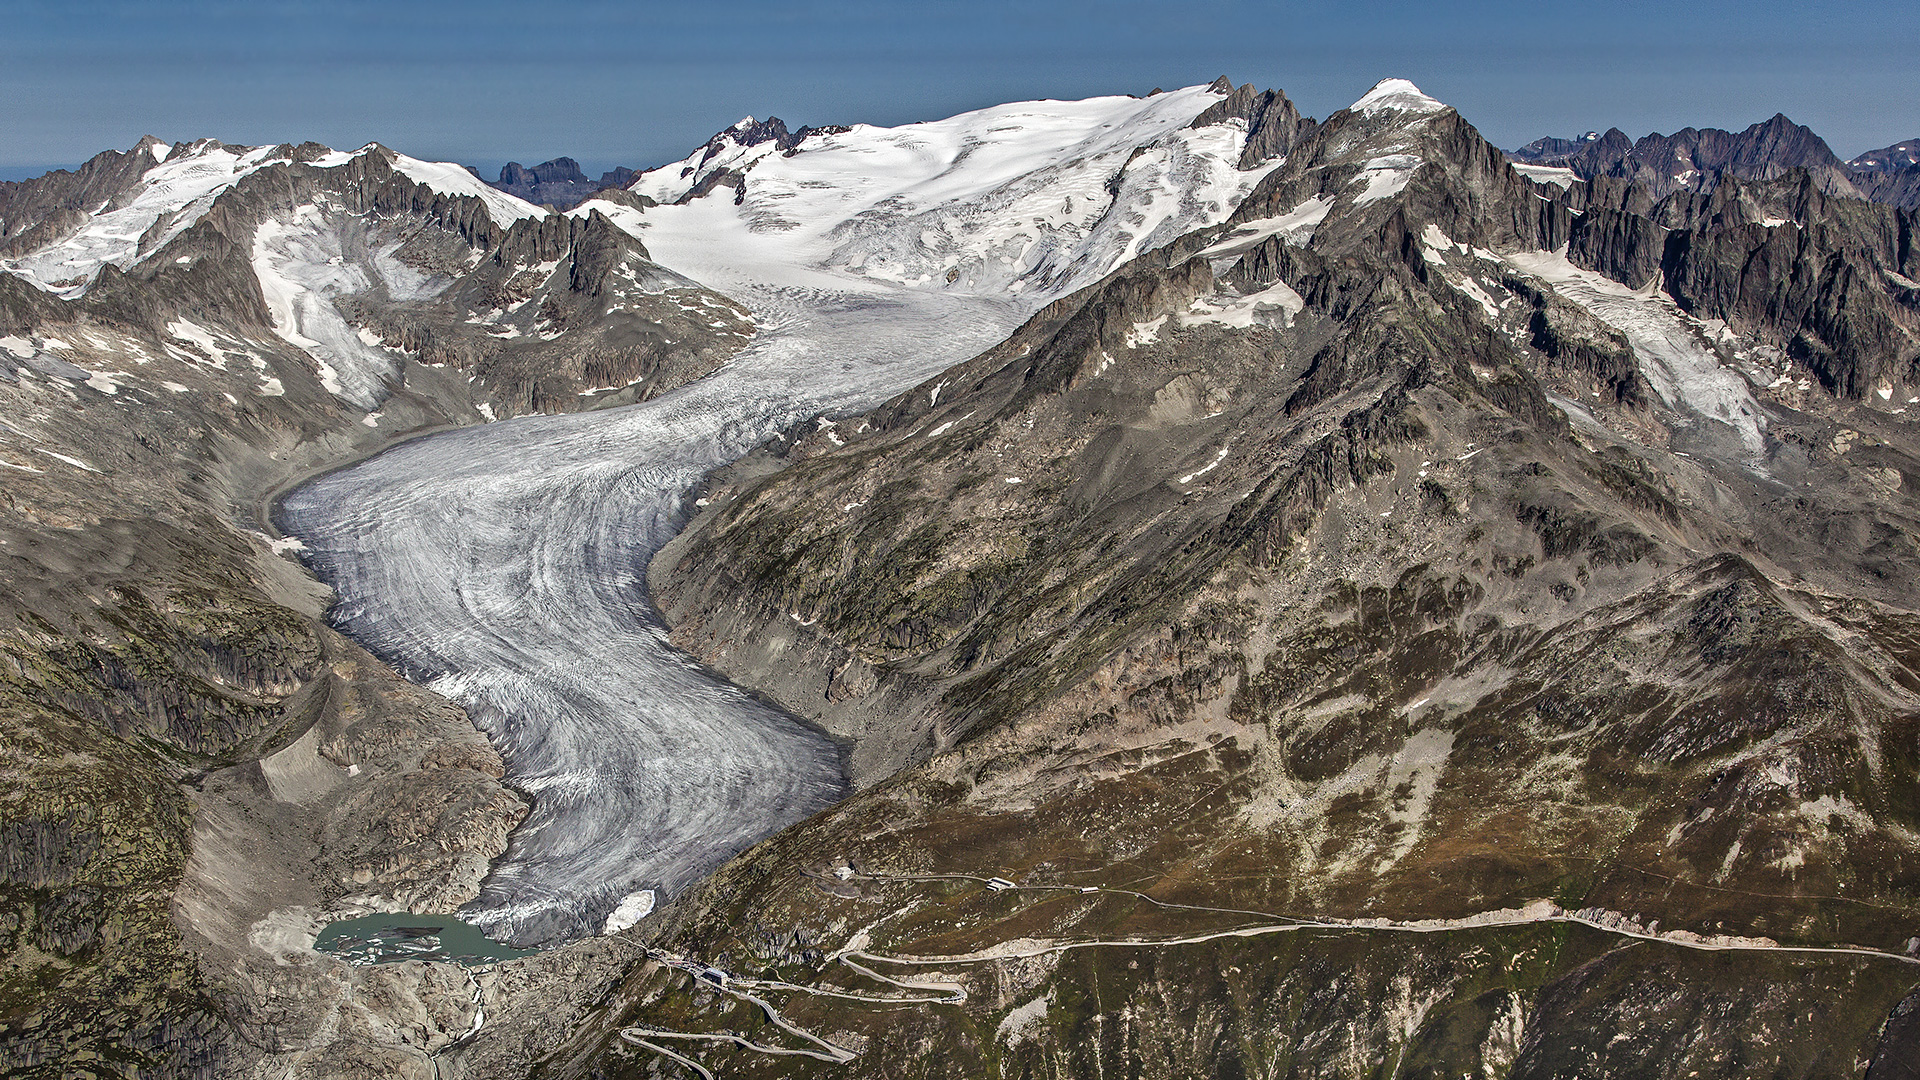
[1504,248,1767,457]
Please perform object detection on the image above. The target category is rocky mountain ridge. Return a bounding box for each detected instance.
[1511,117,1920,211]
[1851,140,1920,172]
[1847,140,1920,212]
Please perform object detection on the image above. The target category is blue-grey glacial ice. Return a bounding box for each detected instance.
[277,83,1276,946]
[280,288,1029,945]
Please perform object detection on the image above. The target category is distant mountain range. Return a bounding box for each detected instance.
[1510,116,1920,208]
[478,156,635,208]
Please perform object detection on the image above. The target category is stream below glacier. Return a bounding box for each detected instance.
[277,285,1027,947]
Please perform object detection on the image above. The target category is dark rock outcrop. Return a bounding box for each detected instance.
[1191,79,1318,167]
[1853,164,1920,210]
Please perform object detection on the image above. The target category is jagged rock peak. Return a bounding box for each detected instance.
[1505,113,1869,204]
[697,114,851,159]
[709,116,790,154]
[1511,115,1840,174]
[695,115,828,163]
[1349,78,1448,117]
[1511,128,1629,162]
[131,135,173,163]
[1721,112,1843,168]
[1190,80,1317,167]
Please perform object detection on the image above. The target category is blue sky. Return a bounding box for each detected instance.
[3,0,1916,180]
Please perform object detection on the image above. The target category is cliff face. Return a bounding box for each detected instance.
[632,85,1920,1078]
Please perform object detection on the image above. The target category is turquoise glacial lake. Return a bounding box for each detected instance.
[313,913,537,966]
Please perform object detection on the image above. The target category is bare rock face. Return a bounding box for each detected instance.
[1853,166,1920,211]
[1191,79,1318,167]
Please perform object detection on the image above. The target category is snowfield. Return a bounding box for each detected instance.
[617,83,1282,301]
[252,205,399,409]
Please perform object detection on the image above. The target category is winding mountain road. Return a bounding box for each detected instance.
[616,869,1920,1075]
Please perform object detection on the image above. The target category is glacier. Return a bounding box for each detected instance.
[278,83,1275,946]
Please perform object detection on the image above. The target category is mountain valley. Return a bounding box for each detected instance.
[1,75,1918,1079]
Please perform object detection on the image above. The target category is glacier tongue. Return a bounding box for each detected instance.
[282,82,1275,946]
[280,287,1030,947]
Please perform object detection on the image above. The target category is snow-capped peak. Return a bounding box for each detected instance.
[732,116,757,129]
[1350,78,1447,117]
[2,139,290,295]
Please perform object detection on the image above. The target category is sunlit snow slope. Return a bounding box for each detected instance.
[282,82,1280,946]
[623,84,1274,300]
